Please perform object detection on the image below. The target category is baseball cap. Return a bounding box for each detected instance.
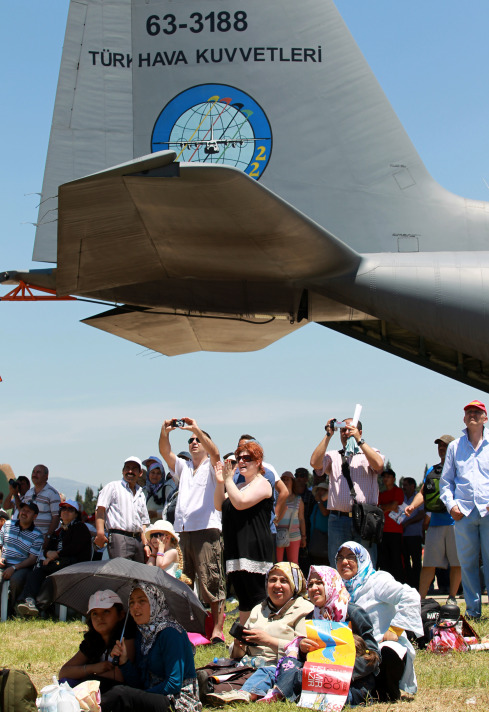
[21,500,39,515]
[0,509,9,520]
[281,471,294,481]
[434,434,455,445]
[464,400,487,414]
[124,456,142,469]
[60,498,80,511]
[294,468,309,479]
[142,455,164,469]
[87,589,123,613]
[177,451,192,461]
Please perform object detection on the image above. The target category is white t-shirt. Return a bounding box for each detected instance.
[172,456,222,533]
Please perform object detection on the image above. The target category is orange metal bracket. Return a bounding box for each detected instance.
[0,280,76,301]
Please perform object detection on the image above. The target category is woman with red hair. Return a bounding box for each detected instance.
[214,441,274,625]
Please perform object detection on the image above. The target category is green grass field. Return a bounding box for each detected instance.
[1,604,489,712]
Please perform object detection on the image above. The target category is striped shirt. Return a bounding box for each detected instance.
[322,449,384,511]
[0,520,44,565]
[96,479,150,532]
[22,482,61,536]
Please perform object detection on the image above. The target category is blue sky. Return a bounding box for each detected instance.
[1,0,488,493]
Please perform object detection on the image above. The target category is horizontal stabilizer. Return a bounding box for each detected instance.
[82,307,306,356]
[57,159,361,296]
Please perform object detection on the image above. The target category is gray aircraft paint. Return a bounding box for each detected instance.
[16,0,489,388]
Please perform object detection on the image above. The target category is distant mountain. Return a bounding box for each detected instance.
[49,477,100,500]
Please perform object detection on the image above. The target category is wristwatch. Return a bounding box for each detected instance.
[357,439,365,447]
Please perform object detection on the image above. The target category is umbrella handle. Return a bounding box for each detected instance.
[113,609,130,667]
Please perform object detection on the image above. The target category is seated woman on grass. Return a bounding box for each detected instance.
[206,562,313,706]
[102,581,200,712]
[59,590,136,694]
[336,541,423,702]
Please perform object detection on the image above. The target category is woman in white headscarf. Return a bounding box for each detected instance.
[102,581,201,712]
[336,541,423,702]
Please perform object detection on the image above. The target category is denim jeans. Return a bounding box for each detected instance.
[328,512,378,568]
[242,666,276,697]
[454,507,489,617]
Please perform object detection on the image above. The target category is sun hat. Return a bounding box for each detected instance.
[146,519,179,542]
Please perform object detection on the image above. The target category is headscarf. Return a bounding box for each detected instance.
[129,580,183,656]
[265,562,306,616]
[307,565,350,622]
[336,541,375,602]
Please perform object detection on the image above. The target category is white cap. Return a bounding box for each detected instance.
[87,589,123,613]
[124,456,143,469]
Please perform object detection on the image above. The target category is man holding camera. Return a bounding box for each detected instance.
[4,476,31,520]
[310,418,384,565]
[159,417,225,643]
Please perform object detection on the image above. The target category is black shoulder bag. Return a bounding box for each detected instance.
[341,453,384,546]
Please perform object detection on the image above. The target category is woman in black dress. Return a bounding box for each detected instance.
[214,441,274,625]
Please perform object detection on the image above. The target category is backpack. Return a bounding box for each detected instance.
[423,464,446,513]
[0,668,37,712]
[416,598,441,649]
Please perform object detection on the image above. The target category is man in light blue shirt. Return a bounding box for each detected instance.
[440,399,489,619]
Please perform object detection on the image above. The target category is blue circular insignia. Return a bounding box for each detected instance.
[151,83,272,179]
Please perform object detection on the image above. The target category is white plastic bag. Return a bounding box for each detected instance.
[37,678,80,711]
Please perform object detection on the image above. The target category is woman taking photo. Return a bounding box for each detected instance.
[59,589,136,693]
[214,441,274,625]
[102,581,200,712]
[275,471,306,564]
[336,541,423,702]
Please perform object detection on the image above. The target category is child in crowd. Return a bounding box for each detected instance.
[59,590,136,694]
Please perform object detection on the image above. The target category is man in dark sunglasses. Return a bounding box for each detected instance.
[159,417,225,643]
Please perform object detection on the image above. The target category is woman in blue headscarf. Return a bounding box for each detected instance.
[102,581,200,712]
[336,541,423,702]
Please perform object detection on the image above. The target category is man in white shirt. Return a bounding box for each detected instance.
[159,417,225,642]
[95,456,150,562]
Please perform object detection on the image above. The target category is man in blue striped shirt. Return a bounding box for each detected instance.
[0,501,44,613]
[440,399,489,620]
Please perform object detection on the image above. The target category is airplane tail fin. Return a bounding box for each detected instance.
[34,0,459,264]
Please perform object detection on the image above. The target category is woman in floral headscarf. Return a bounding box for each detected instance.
[207,562,313,706]
[102,581,201,712]
[336,541,423,702]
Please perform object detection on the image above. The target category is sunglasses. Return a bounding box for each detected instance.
[150,532,166,539]
[237,454,254,463]
[188,437,200,444]
[335,553,357,564]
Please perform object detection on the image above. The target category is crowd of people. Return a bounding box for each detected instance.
[0,399,488,710]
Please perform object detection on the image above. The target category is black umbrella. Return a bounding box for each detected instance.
[49,558,206,633]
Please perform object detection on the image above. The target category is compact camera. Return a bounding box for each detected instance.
[171,419,186,428]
